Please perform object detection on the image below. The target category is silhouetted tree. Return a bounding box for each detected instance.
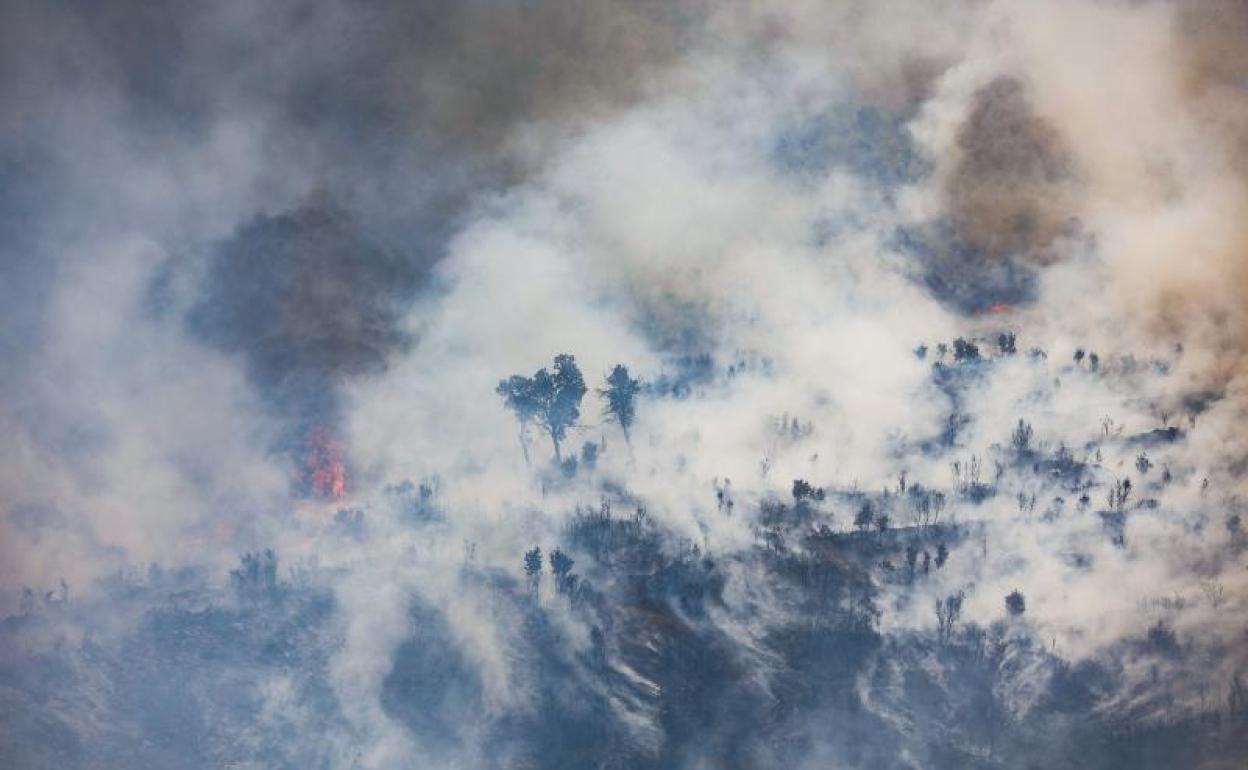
[549,548,575,594]
[231,549,278,598]
[1108,478,1132,511]
[998,332,1016,355]
[496,375,541,465]
[936,591,965,643]
[540,355,587,462]
[792,479,824,501]
[910,486,948,527]
[1005,590,1026,616]
[715,478,734,515]
[854,502,874,533]
[1147,619,1179,655]
[499,354,588,462]
[590,625,608,671]
[953,338,980,362]
[1010,418,1033,454]
[524,547,543,595]
[600,364,640,446]
[580,441,599,471]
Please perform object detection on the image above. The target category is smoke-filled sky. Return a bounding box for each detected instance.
[3,1,1248,768]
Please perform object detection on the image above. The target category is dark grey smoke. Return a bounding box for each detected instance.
[946,76,1077,263]
[180,197,429,428]
[897,78,1077,314]
[0,0,710,489]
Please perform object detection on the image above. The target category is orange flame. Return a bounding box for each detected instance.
[986,302,1012,313]
[306,426,346,500]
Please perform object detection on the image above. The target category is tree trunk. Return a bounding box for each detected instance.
[518,425,531,467]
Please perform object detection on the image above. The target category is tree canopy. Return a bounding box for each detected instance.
[600,364,641,445]
[498,354,587,462]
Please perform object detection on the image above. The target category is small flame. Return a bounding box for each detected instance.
[987,302,1012,314]
[305,426,346,500]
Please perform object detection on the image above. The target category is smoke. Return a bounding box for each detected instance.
[916,0,1248,385]
[3,0,1248,767]
[172,195,432,444]
[946,75,1077,262]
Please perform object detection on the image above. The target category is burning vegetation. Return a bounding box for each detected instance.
[304,425,347,500]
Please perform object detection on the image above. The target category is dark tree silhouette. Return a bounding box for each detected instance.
[953,337,980,362]
[600,364,641,446]
[1005,589,1026,616]
[854,502,874,533]
[998,332,1016,355]
[497,374,541,465]
[523,547,543,595]
[231,549,278,598]
[792,479,824,501]
[1011,418,1033,454]
[498,354,588,462]
[537,355,587,462]
[549,548,575,594]
[1108,478,1132,511]
[935,591,964,643]
[580,441,599,470]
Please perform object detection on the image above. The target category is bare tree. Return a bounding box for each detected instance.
[1010,418,1034,454]
[1200,578,1227,609]
[1107,478,1132,511]
[523,547,543,597]
[935,591,965,644]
